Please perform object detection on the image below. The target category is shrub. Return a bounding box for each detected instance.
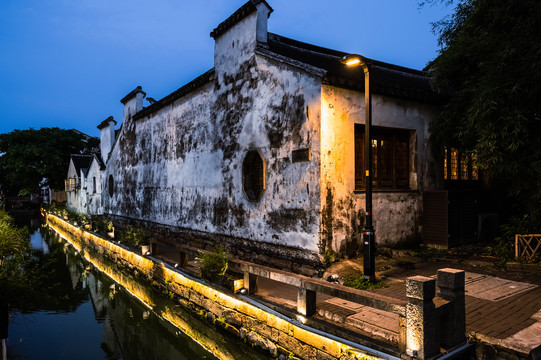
[197,246,229,281]
[65,208,79,222]
[95,217,113,234]
[79,214,89,225]
[323,249,336,265]
[343,274,388,290]
[488,214,539,265]
[120,225,147,247]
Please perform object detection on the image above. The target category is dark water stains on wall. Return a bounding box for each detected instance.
[212,58,258,162]
[117,117,138,167]
[213,197,245,230]
[106,49,322,265]
[321,183,334,254]
[266,207,312,233]
[265,93,305,149]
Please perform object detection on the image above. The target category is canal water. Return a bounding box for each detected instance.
[6,217,266,360]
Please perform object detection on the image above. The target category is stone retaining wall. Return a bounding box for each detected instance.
[46,212,389,360]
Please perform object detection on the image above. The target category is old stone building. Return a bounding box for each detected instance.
[66,154,92,214]
[76,0,441,269]
[66,153,105,215]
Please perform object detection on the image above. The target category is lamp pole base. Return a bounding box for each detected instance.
[363,229,376,280]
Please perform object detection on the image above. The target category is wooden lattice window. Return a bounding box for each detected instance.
[444,148,478,181]
[242,150,265,202]
[355,125,410,190]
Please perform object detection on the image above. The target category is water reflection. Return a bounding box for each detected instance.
[7,222,219,360]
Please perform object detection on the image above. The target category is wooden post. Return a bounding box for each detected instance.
[515,234,519,258]
[398,313,407,352]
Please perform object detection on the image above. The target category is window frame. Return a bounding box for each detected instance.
[242,150,266,202]
[444,147,478,181]
[108,175,114,197]
[354,124,411,190]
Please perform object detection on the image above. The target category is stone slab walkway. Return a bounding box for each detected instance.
[153,245,541,356]
[254,266,541,355]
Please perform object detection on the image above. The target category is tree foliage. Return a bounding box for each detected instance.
[0,128,98,195]
[0,210,30,306]
[0,212,88,313]
[426,0,541,227]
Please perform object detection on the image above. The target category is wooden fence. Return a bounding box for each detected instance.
[515,234,541,261]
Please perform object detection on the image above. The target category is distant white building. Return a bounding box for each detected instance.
[66,153,105,215]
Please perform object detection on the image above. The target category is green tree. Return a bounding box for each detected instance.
[0,210,30,306]
[426,0,541,227]
[0,211,89,345]
[0,128,98,196]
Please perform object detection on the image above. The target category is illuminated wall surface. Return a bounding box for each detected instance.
[320,85,439,251]
[46,213,386,360]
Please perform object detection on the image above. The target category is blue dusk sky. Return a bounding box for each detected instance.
[0,0,453,138]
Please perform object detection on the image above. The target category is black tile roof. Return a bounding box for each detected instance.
[92,153,105,170]
[133,69,215,121]
[70,154,93,177]
[266,33,442,104]
[120,86,146,105]
[97,116,117,130]
[210,0,273,39]
[130,29,440,123]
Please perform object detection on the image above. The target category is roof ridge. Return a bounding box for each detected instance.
[267,33,440,104]
[133,69,215,121]
[268,32,427,76]
[210,0,273,39]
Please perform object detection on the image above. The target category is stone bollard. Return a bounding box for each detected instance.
[150,242,158,255]
[437,268,466,349]
[178,251,189,267]
[297,286,317,317]
[243,272,258,294]
[406,276,439,359]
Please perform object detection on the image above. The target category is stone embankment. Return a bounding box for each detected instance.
[45,211,472,360]
[45,212,396,360]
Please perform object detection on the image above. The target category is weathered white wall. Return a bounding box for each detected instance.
[99,121,116,164]
[94,3,441,262]
[86,157,103,215]
[103,11,323,257]
[320,85,439,252]
[66,160,82,213]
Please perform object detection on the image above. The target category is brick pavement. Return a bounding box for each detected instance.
[254,263,541,355]
[152,245,541,355]
[371,275,541,340]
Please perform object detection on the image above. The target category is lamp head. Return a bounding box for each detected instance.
[340,54,368,68]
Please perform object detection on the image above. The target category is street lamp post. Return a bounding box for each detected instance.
[341,54,375,280]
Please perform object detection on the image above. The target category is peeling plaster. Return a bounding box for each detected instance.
[103,17,322,260]
[78,6,440,266]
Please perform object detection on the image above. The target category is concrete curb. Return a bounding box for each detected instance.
[507,262,541,273]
